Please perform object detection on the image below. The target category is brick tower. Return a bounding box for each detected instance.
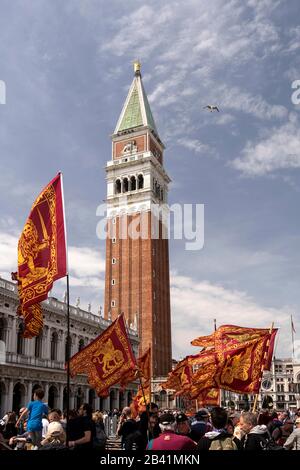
[104,62,172,378]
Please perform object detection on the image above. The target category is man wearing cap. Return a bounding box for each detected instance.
[176,413,193,440]
[146,413,196,450]
[190,408,212,442]
[284,417,300,450]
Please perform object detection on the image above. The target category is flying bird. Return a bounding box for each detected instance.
[203,105,220,112]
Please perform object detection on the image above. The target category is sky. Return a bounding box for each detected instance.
[0,0,300,361]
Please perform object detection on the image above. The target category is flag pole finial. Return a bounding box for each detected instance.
[133,60,141,76]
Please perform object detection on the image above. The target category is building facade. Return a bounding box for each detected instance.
[0,277,139,417]
[104,62,172,377]
[222,357,300,410]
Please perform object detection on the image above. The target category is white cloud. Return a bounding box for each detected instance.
[0,232,18,279]
[216,85,287,120]
[177,138,216,157]
[170,272,294,360]
[231,113,300,176]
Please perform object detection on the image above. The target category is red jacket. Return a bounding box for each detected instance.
[147,431,196,451]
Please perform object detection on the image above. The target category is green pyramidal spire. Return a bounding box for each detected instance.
[114,61,159,136]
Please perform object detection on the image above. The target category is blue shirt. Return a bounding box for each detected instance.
[26,400,48,432]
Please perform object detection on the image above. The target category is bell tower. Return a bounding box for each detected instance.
[104,62,172,378]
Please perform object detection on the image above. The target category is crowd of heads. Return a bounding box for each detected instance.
[1,389,300,451]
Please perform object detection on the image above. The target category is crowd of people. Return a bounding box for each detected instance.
[1,387,300,451]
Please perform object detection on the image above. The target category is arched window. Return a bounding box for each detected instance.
[17,324,24,355]
[78,338,85,352]
[138,174,144,189]
[115,179,121,194]
[130,176,136,191]
[123,178,129,193]
[0,318,6,343]
[35,333,43,358]
[65,335,71,362]
[50,331,58,361]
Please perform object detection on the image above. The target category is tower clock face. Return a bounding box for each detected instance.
[262,378,272,391]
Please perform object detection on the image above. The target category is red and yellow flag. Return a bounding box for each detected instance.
[120,347,151,389]
[189,325,277,396]
[131,381,151,417]
[197,388,220,407]
[16,173,67,337]
[69,314,137,397]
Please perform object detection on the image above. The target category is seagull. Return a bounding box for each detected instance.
[203,105,220,112]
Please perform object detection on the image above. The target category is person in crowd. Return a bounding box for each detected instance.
[3,412,17,440]
[268,411,288,435]
[136,405,161,451]
[284,417,300,450]
[225,418,234,436]
[272,418,294,446]
[228,412,240,428]
[148,413,160,441]
[48,410,61,423]
[40,421,66,449]
[92,411,107,450]
[149,403,159,416]
[42,414,49,440]
[197,407,241,451]
[240,412,270,451]
[15,388,48,448]
[117,406,139,450]
[176,412,193,439]
[147,413,196,450]
[9,420,31,450]
[190,408,212,442]
[68,404,95,450]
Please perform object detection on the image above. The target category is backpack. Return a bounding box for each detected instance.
[209,437,238,451]
[93,424,107,449]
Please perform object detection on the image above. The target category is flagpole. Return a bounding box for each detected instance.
[66,273,70,447]
[214,319,222,407]
[291,315,295,363]
[60,171,70,446]
[252,322,274,413]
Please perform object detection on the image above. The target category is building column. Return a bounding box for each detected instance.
[85,387,89,404]
[43,383,49,405]
[26,381,33,403]
[103,396,109,412]
[41,328,48,360]
[59,332,66,363]
[26,338,34,358]
[6,379,14,412]
[10,317,17,353]
[58,384,64,411]
[45,327,51,360]
[94,397,100,411]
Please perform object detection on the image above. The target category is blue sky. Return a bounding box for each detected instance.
[0,0,300,360]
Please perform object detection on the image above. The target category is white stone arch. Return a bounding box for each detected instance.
[48,384,59,409]
[137,173,144,189]
[0,316,8,343]
[12,382,26,412]
[50,329,59,361]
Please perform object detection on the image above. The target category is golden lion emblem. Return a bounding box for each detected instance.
[221,350,251,384]
[92,339,124,376]
[18,212,50,286]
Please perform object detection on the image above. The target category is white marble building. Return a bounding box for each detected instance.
[0,277,139,416]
